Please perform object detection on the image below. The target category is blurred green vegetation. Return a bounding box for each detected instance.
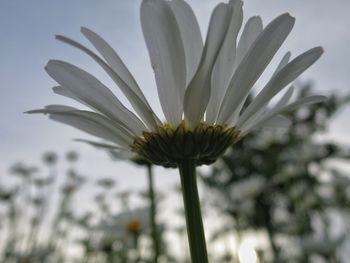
[201,84,350,263]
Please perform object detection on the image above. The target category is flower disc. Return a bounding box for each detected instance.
[131,122,240,167]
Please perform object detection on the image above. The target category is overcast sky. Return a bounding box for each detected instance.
[1,0,350,191]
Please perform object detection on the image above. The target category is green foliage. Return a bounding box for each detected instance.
[201,84,350,263]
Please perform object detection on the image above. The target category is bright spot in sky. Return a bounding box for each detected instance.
[238,239,258,263]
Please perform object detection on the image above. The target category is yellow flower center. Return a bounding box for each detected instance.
[131,121,240,167]
[126,219,141,233]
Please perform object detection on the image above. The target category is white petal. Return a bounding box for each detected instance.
[206,0,243,124]
[80,28,145,103]
[242,115,291,135]
[260,115,291,128]
[272,86,294,111]
[141,0,186,126]
[238,106,268,132]
[53,85,75,98]
[76,139,134,160]
[29,106,134,148]
[279,95,326,113]
[273,51,291,76]
[51,113,133,148]
[169,0,203,85]
[74,139,125,150]
[235,16,263,69]
[56,35,161,129]
[184,2,233,127]
[217,13,295,125]
[241,95,326,135]
[227,53,290,128]
[26,104,77,114]
[237,47,323,126]
[109,150,135,161]
[237,86,294,129]
[45,60,146,136]
[80,28,162,126]
[53,86,90,108]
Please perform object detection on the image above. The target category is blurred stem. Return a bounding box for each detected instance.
[234,225,242,263]
[32,164,57,251]
[133,233,141,263]
[106,253,113,263]
[4,200,18,261]
[147,164,160,263]
[178,160,208,263]
[261,201,279,262]
[266,222,279,262]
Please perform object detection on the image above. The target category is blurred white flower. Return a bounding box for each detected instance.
[229,176,267,201]
[96,207,150,238]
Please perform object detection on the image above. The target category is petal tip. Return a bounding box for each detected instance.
[80,26,90,35]
[45,60,56,71]
[316,46,325,54]
[55,35,68,42]
[280,13,296,25]
[25,109,45,115]
[252,15,262,20]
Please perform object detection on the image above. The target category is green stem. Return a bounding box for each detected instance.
[133,233,140,263]
[106,252,114,263]
[178,160,209,263]
[147,164,160,263]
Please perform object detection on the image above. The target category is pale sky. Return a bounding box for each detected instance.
[1,0,350,192]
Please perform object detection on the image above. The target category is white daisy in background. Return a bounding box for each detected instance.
[28,0,325,167]
[96,207,150,238]
[28,0,326,261]
[93,207,151,260]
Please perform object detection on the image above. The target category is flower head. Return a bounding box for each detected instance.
[96,207,150,238]
[29,0,325,167]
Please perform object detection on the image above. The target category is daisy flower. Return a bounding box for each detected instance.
[97,207,150,238]
[28,0,325,261]
[95,207,150,260]
[29,0,324,168]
